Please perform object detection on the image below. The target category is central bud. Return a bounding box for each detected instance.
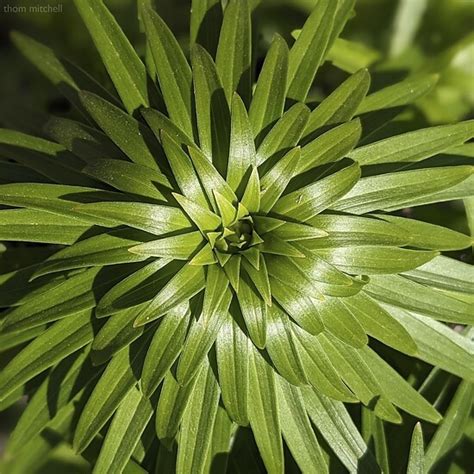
[216,217,254,253]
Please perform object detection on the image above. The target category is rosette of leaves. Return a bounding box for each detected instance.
[0,0,473,473]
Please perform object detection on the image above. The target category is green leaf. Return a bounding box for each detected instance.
[216,0,252,105]
[348,121,474,165]
[74,202,191,235]
[257,103,310,165]
[273,160,361,222]
[276,377,327,473]
[407,423,424,474]
[332,165,474,214]
[260,148,300,212]
[241,166,261,213]
[190,0,222,56]
[361,408,390,474]
[248,346,284,474]
[216,316,250,426]
[189,244,217,265]
[227,94,257,195]
[269,221,327,241]
[142,6,194,137]
[241,255,272,306]
[365,274,474,324]
[94,387,154,474]
[302,388,380,474]
[261,234,305,258]
[191,44,231,176]
[129,231,204,260]
[314,246,438,275]
[357,74,439,115]
[0,310,93,402]
[174,193,221,233]
[387,306,474,382]
[425,378,473,470]
[375,214,473,251]
[141,303,190,396]
[306,214,409,248]
[177,360,221,474]
[266,305,307,385]
[176,289,232,383]
[0,208,89,244]
[287,0,336,101]
[82,159,171,201]
[79,91,159,170]
[249,34,288,139]
[304,69,370,135]
[73,0,148,113]
[345,292,417,355]
[134,263,206,326]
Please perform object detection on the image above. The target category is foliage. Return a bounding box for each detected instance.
[0,0,473,473]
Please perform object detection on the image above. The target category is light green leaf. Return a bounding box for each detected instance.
[74,0,148,113]
[348,121,474,165]
[270,221,327,241]
[142,5,194,136]
[407,423,424,474]
[227,94,257,195]
[190,0,222,56]
[276,377,327,473]
[216,316,249,426]
[249,34,288,139]
[0,310,93,402]
[248,346,284,474]
[361,408,389,474]
[273,160,361,222]
[216,0,252,105]
[177,360,220,474]
[357,74,439,115]
[287,0,336,101]
[241,255,272,306]
[174,193,221,233]
[189,243,217,265]
[332,165,474,214]
[134,264,206,326]
[240,166,260,213]
[79,91,159,170]
[304,69,370,135]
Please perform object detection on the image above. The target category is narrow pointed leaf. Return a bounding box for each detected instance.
[407,423,424,474]
[174,193,221,232]
[190,0,222,56]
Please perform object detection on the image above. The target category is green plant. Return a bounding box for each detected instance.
[0,0,473,473]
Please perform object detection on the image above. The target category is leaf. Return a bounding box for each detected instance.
[227,94,257,195]
[129,231,203,260]
[424,378,473,470]
[176,289,232,383]
[82,159,171,201]
[191,44,231,176]
[240,166,260,213]
[141,303,190,396]
[348,121,474,165]
[0,310,93,402]
[241,255,272,306]
[260,148,300,213]
[142,5,194,136]
[326,37,381,74]
[298,119,362,174]
[249,34,288,139]
[79,91,159,170]
[216,0,252,105]
[177,360,220,474]
[375,214,472,251]
[74,202,191,235]
[304,69,370,135]
[73,0,148,113]
[302,388,380,474]
[256,103,310,166]
[73,336,151,453]
[94,387,154,474]
[0,208,90,244]
[306,214,409,248]
[273,160,361,222]
[173,193,221,233]
[287,0,336,101]
[134,264,206,326]
[248,346,284,474]
[314,247,438,275]
[216,316,250,426]
[357,74,439,115]
[190,0,222,56]
[365,274,474,324]
[276,377,327,473]
[361,408,389,474]
[265,305,307,385]
[407,423,424,474]
[332,165,474,214]
[387,306,474,382]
